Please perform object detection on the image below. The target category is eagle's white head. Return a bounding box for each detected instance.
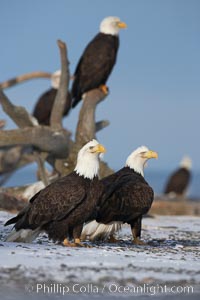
[75,139,106,179]
[100,16,127,36]
[125,146,158,177]
[180,156,192,171]
[51,70,61,89]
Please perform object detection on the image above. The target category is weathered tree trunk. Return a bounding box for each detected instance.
[0,39,113,211]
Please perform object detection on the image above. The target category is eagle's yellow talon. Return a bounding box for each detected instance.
[63,238,75,247]
[99,84,109,94]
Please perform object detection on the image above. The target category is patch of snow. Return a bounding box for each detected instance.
[0,212,200,298]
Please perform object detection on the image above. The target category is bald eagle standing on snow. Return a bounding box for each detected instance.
[5,140,106,247]
[82,146,158,244]
[71,16,127,108]
[164,156,192,197]
[33,70,71,125]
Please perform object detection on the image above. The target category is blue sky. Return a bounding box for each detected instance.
[1,0,200,172]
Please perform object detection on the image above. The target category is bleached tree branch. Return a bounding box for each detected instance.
[75,88,107,146]
[0,89,35,128]
[0,40,72,184]
[50,40,71,130]
[0,127,69,157]
[0,71,51,89]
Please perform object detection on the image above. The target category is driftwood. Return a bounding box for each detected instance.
[0,40,71,152]
[0,89,36,128]
[0,146,22,174]
[0,126,69,156]
[150,196,200,216]
[0,71,51,89]
[0,151,35,175]
[59,88,113,177]
[76,89,107,145]
[0,150,35,186]
[0,38,113,210]
[0,40,71,181]
[50,40,70,130]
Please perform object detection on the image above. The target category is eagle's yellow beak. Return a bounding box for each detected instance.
[143,150,158,159]
[92,144,106,154]
[117,21,127,29]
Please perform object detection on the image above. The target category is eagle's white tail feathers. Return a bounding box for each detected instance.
[5,228,41,243]
[81,220,122,241]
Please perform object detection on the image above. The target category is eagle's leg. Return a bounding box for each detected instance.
[73,225,92,248]
[62,225,84,247]
[63,237,84,248]
[99,84,109,95]
[130,217,146,245]
[63,238,77,247]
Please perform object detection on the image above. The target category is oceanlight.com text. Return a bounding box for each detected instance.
[25,283,194,295]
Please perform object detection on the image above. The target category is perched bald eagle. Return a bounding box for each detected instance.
[71,16,127,108]
[164,156,192,197]
[81,146,158,244]
[33,70,71,125]
[5,140,106,246]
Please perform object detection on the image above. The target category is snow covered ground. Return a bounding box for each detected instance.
[0,211,200,299]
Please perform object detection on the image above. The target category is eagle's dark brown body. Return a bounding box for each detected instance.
[33,88,71,125]
[5,172,102,242]
[164,167,191,196]
[97,167,154,238]
[71,32,119,107]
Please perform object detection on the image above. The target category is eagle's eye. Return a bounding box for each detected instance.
[89,146,94,150]
[140,151,147,157]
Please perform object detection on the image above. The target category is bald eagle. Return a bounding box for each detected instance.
[164,156,192,197]
[71,16,127,108]
[5,140,106,246]
[81,146,158,244]
[33,70,71,125]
